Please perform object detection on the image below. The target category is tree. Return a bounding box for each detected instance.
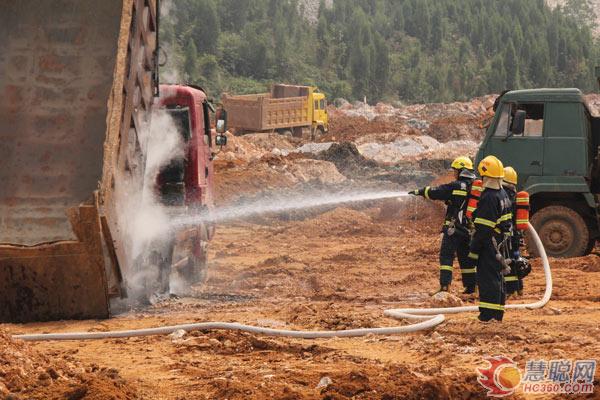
[431,9,444,51]
[163,0,598,104]
[489,55,507,92]
[505,39,519,89]
[176,0,220,55]
[183,41,198,80]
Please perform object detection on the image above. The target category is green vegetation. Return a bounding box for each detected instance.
[161,0,599,103]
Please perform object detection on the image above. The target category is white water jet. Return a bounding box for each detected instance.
[170,190,409,229]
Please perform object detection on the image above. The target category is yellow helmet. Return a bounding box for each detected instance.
[451,156,474,171]
[503,166,518,185]
[478,155,505,178]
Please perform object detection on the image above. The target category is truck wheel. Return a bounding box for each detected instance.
[585,238,596,254]
[528,205,590,258]
[180,242,209,285]
[315,126,325,139]
[277,129,293,137]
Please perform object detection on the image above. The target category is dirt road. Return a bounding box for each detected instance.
[4,198,600,399]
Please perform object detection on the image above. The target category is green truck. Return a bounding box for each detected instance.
[475,67,600,258]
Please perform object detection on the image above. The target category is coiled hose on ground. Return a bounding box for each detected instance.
[14,223,551,341]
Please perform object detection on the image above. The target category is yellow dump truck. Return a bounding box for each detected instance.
[221,84,328,138]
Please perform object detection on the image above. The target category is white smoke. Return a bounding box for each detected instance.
[113,108,185,304]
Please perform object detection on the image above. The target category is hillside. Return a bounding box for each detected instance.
[546,0,600,36]
[161,0,599,103]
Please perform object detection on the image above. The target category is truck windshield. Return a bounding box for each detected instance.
[166,106,192,142]
[159,106,191,205]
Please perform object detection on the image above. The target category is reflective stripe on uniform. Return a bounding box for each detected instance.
[516,219,528,224]
[467,206,476,212]
[461,267,477,274]
[479,301,505,311]
[424,186,431,199]
[440,265,453,271]
[474,217,496,228]
[452,190,468,196]
[504,275,518,282]
[472,184,483,191]
[468,252,479,260]
[497,213,513,223]
[516,198,528,203]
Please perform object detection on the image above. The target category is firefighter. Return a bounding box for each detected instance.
[502,166,523,297]
[409,156,477,294]
[469,155,513,322]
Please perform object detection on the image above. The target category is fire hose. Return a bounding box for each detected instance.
[13,223,551,341]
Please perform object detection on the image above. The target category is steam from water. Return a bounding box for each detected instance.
[114,109,185,301]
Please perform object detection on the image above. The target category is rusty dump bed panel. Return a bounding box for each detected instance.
[0,0,157,322]
[222,93,309,131]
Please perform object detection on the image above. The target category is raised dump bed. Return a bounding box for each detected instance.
[0,0,158,322]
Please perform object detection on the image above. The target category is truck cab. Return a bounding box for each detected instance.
[476,86,600,257]
[143,84,219,294]
[310,89,329,134]
[157,85,215,208]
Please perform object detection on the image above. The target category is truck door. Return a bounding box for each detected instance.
[488,102,544,183]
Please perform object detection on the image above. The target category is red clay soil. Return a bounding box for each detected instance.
[0,330,139,399]
[4,197,600,399]
[322,113,411,143]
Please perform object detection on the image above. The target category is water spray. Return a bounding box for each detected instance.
[13,224,551,341]
[171,190,409,228]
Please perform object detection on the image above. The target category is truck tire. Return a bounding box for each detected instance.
[277,129,293,137]
[315,126,325,139]
[528,205,590,258]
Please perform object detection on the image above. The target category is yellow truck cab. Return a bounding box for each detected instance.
[309,89,328,135]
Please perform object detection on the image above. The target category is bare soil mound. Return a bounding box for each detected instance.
[0,330,139,399]
[315,142,378,177]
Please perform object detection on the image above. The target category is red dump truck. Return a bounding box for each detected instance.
[222,84,329,138]
[145,84,221,296]
[0,1,226,322]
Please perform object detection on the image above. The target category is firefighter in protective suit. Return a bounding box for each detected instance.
[409,156,477,295]
[501,167,523,297]
[469,156,513,322]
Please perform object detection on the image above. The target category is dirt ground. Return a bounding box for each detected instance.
[3,197,600,399]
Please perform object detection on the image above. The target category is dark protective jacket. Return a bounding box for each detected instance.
[469,187,513,256]
[503,186,522,257]
[418,176,474,235]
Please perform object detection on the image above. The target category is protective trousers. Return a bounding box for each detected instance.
[504,267,523,295]
[476,244,505,321]
[439,232,477,289]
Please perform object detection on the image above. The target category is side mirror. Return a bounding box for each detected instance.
[215,134,227,146]
[216,107,227,134]
[511,110,526,136]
